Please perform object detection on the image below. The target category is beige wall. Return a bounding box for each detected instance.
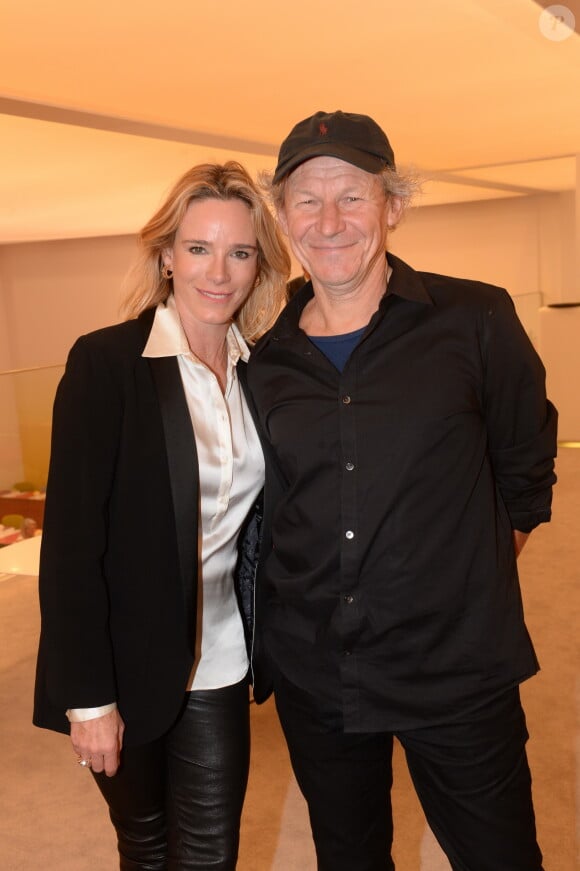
[0,189,578,490]
[539,305,580,442]
[0,236,136,488]
[392,191,576,305]
[0,235,136,370]
[10,366,64,489]
[0,276,24,488]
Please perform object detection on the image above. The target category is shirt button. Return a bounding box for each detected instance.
[342,395,351,405]
[345,530,354,540]
[345,462,355,471]
[343,649,352,657]
[344,594,354,604]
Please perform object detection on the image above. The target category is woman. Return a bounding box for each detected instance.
[33,161,290,869]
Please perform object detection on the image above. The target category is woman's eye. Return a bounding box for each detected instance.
[232,250,250,259]
[189,246,206,255]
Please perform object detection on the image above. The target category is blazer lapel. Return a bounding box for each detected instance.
[238,359,287,491]
[148,355,198,653]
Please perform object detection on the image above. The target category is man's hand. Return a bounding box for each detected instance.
[513,530,530,558]
[71,709,125,776]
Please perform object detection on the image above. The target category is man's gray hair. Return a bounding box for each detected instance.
[260,165,421,231]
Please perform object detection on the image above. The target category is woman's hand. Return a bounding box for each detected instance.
[71,709,125,776]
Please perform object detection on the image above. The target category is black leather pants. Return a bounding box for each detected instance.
[92,678,250,870]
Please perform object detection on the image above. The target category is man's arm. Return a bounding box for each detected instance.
[483,289,557,535]
[513,530,530,558]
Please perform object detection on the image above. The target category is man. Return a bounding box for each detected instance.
[245,111,557,871]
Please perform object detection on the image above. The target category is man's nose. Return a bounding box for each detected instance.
[317,202,344,235]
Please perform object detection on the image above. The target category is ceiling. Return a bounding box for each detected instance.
[1,0,579,243]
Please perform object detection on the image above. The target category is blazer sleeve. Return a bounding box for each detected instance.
[37,334,124,710]
[482,289,557,532]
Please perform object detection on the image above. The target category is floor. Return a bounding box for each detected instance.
[0,448,578,870]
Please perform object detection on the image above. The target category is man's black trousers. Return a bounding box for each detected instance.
[274,675,544,871]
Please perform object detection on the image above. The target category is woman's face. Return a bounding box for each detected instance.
[163,197,259,334]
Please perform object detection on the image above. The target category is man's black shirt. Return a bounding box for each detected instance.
[247,254,557,731]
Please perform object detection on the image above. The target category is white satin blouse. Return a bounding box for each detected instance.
[143,295,264,690]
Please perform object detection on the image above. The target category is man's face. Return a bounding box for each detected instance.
[279,156,401,294]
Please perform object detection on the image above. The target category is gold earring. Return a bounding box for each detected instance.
[161,264,173,280]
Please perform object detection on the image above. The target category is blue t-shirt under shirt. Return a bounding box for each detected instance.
[308,327,366,372]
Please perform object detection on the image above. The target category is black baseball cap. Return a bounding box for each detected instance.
[273,110,396,184]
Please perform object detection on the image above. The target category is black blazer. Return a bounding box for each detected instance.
[33,308,261,746]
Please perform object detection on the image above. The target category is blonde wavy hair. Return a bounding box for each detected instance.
[122,161,291,342]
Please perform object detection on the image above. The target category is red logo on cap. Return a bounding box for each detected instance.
[319,122,328,136]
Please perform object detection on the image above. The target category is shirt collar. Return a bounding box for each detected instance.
[261,252,433,347]
[384,252,434,307]
[142,294,250,364]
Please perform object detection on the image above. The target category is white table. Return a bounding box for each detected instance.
[0,534,41,578]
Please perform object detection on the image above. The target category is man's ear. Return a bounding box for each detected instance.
[277,206,289,236]
[386,195,404,230]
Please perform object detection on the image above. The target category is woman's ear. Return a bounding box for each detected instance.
[161,247,173,269]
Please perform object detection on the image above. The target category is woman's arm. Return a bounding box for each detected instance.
[39,334,124,716]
